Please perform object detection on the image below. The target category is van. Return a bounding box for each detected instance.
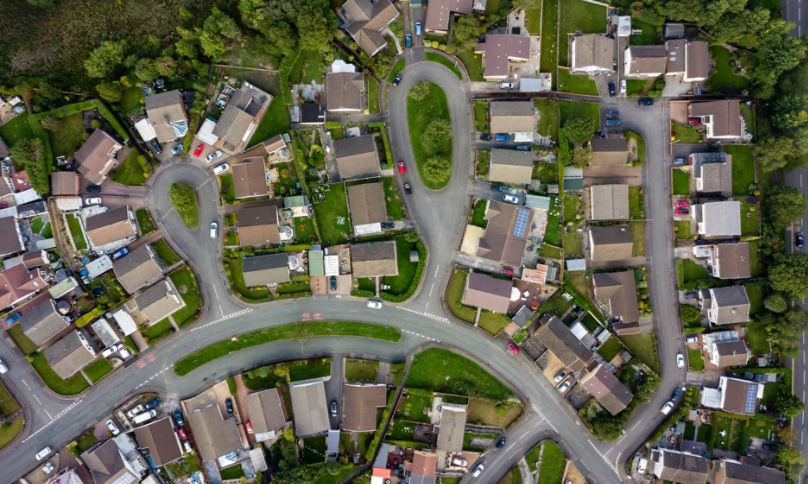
[131,409,158,425]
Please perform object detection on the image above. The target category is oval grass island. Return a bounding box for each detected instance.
[406,81,452,190]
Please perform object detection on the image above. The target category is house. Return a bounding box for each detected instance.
[589,136,630,166]
[212,83,271,154]
[145,90,188,143]
[134,278,186,324]
[589,184,629,221]
[587,225,633,262]
[692,152,732,196]
[425,0,473,34]
[81,439,140,484]
[476,200,532,267]
[684,41,709,82]
[132,417,183,467]
[231,157,268,199]
[184,393,246,467]
[44,330,95,379]
[245,388,289,442]
[342,383,387,432]
[489,101,535,135]
[651,448,710,484]
[340,0,399,56]
[702,285,750,326]
[22,250,49,269]
[474,34,530,80]
[324,72,365,113]
[333,135,380,179]
[236,203,280,246]
[51,171,80,196]
[695,201,741,238]
[712,458,786,484]
[488,149,533,185]
[700,376,762,416]
[624,45,667,77]
[351,241,398,278]
[409,450,438,484]
[85,207,137,250]
[436,403,466,453]
[0,264,47,310]
[347,182,387,235]
[702,242,751,279]
[0,136,7,158]
[570,34,615,75]
[112,245,163,294]
[592,270,640,326]
[290,380,330,436]
[533,316,594,373]
[709,340,750,367]
[242,253,291,287]
[263,133,288,158]
[19,298,69,346]
[75,129,124,185]
[0,217,23,258]
[461,271,512,314]
[579,364,633,415]
[688,100,745,140]
[91,318,120,348]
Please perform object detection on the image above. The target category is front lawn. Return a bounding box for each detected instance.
[471,199,488,228]
[558,0,607,66]
[219,173,235,204]
[538,441,566,484]
[629,187,644,219]
[0,114,34,147]
[227,257,271,301]
[625,131,645,164]
[84,357,113,383]
[455,48,484,82]
[407,82,451,190]
[169,267,203,326]
[382,177,405,220]
[631,221,646,256]
[473,100,489,132]
[8,325,38,355]
[406,348,515,400]
[345,359,379,382]
[111,149,150,186]
[745,282,765,316]
[671,121,702,144]
[620,333,658,372]
[672,169,690,196]
[446,269,511,336]
[152,239,180,266]
[30,352,89,395]
[381,237,418,295]
[136,209,155,235]
[675,220,691,240]
[388,59,406,83]
[0,416,23,450]
[313,183,350,245]
[0,381,19,417]
[557,70,599,95]
[425,52,462,79]
[476,150,489,178]
[248,97,290,147]
[368,77,380,113]
[724,145,755,195]
[67,214,87,250]
[706,45,748,94]
[687,348,705,371]
[169,182,199,229]
[141,318,173,341]
[540,0,559,74]
[467,398,523,427]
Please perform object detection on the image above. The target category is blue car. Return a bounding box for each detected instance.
[144,398,161,410]
[173,409,185,427]
[111,247,129,260]
[404,33,412,48]
[605,119,622,127]
[494,134,510,142]
[6,313,20,324]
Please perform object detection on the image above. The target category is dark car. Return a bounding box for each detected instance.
[91,286,105,297]
[171,144,184,155]
[392,74,402,86]
[403,182,412,195]
[684,291,699,299]
[330,400,337,417]
[225,398,234,415]
[604,109,619,118]
[329,276,337,291]
[150,140,162,154]
[173,409,185,427]
[490,184,507,192]
[404,33,412,48]
[515,144,530,151]
[797,232,805,248]
[496,437,506,448]
[87,184,101,193]
[612,59,617,71]
[381,222,395,229]
[480,133,492,141]
[638,97,654,106]
[608,83,616,96]
[144,398,161,410]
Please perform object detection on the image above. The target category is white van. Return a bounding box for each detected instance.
[131,409,157,425]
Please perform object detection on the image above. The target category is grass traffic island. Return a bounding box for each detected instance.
[406,348,516,400]
[169,182,199,229]
[538,441,567,484]
[406,81,452,190]
[174,321,402,375]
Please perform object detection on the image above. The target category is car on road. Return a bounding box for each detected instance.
[42,462,54,474]
[173,409,185,427]
[638,97,654,106]
[660,401,674,415]
[558,380,571,393]
[480,133,492,141]
[404,33,412,48]
[676,353,685,368]
[330,400,337,417]
[675,200,689,208]
[213,163,229,175]
[35,447,52,461]
[612,59,617,71]
[797,232,805,248]
[605,118,622,126]
[392,74,402,86]
[106,419,120,436]
[608,82,616,96]
[500,82,514,89]
[673,157,687,166]
[604,110,619,118]
[85,197,102,205]
[503,193,520,204]
[329,276,337,291]
[507,343,519,354]
[471,463,485,477]
[675,208,689,216]
[87,184,101,193]
[171,144,184,155]
[494,134,510,142]
[496,437,506,448]
[178,427,189,440]
[225,398,234,415]
[553,370,566,384]
[414,21,422,35]
[403,183,412,195]
[245,422,253,434]
[111,247,128,260]
[367,299,382,309]
[0,358,8,374]
[205,150,223,163]
[193,143,204,157]
[209,222,218,239]
[397,160,405,173]
[620,79,627,94]
[501,267,514,276]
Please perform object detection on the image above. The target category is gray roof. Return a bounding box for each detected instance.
[290,381,330,436]
[112,245,163,294]
[626,45,667,75]
[85,207,135,247]
[709,285,750,325]
[0,217,23,257]
[333,135,380,179]
[134,278,185,323]
[489,102,535,133]
[81,439,137,484]
[242,253,291,287]
[590,136,629,166]
[589,185,629,221]
[713,243,751,279]
[347,182,387,226]
[534,316,593,373]
[653,449,709,484]
[697,201,741,238]
[592,271,640,326]
[436,403,466,453]
[488,149,534,185]
[325,72,365,111]
[694,155,732,195]
[717,459,786,484]
[44,330,95,379]
[351,241,398,278]
[213,90,262,151]
[689,100,743,139]
[571,34,614,72]
[342,383,387,432]
[461,271,512,314]
[145,90,187,143]
[579,363,633,415]
[245,388,287,441]
[20,298,68,346]
[237,202,280,247]
[588,225,633,262]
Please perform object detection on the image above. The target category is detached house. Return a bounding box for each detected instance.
[144,90,188,143]
[0,217,23,258]
[476,201,532,268]
[242,253,291,287]
[570,34,614,76]
[461,271,512,314]
[347,182,387,235]
[112,244,163,294]
[692,152,732,196]
[333,135,380,179]
[700,376,762,416]
[624,45,667,78]
[44,330,96,379]
[0,264,48,311]
[19,298,69,347]
[134,278,186,324]
[589,184,629,221]
[245,388,289,443]
[533,316,594,374]
[425,0,473,35]
[712,459,786,484]
[665,40,709,82]
[709,340,750,367]
[340,0,399,57]
[81,439,140,484]
[589,136,629,166]
[651,448,710,484]
[579,364,633,415]
[290,380,330,437]
[475,34,530,80]
[84,207,137,252]
[212,83,271,154]
[324,72,366,113]
[342,383,387,432]
[236,202,281,247]
[592,270,640,327]
[701,285,750,326]
[695,201,741,239]
[75,129,124,185]
[133,417,183,467]
[351,241,398,278]
[231,157,269,199]
[698,242,751,280]
[587,225,633,262]
[183,391,246,468]
[688,100,745,141]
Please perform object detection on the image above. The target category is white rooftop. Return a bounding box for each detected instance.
[85,255,113,279]
[329,59,357,73]
[197,118,219,145]
[134,118,157,142]
[698,201,741,237]
[112,309,138,336]
[700,386,723,409]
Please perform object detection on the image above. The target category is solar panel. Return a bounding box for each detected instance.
[513,209,529,238]
[744,385,757,414]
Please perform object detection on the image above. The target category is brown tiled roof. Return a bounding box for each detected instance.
[145,90,187,143]
[666,39,686,73]
[232,157,268,199]
[488,149,534,185]
[51,171,80,196]
[133,417,183,466]
[85,207,135,247]
[714,459,786,484]
[0,217,23,257]
[245,388,288,439]
[590,136,629,165]
[347,182,387,226]
[579,363,633,415]
[592,270,640,325]
[722,377,759,415]
[461,271,512,314]
[489,102,535,133]
[44,330,95,379]
[263,134,286,154]
[351,240,398,278]
[654,449,710,484]
[112,244,163,294]
[425,0,472,33]
[588,225,632,262]
[685,41,710,81]
[333,135,380,179]
[22,250,48,269]
[75,129,123,185]
[325,72,365,111]
[626,45,667,75]
[476,200,531,267]
[713,243,751,279]
[0,264,47,310]
[342,0,399,55]
[436,403,466,453]
[534,316,593,372]
[237,202,280,246]
[475,34,530,79]
[81,439,138,484]
[411,451,438,480]
[342,383,386,432]
[19,298,67,346]
[571,34,614,72]
[589,184,629,221]
[689,100,743,138]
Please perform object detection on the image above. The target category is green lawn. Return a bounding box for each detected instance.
[110,149,148,186]
[473,100,489,132]
[382,177,405,220]
[557,70,599,95]
[597,337,622,361]
[7,326,37,355]
[0,381,19,417]
[227,257,272,301]
[538,441,566,484]
[745,282,765,316]
[672,169,690,195]
[46,112,86,158]
[407,82,451,190]
[671,121,703,144]
[314,183,350,245]
[625,131,645,164]
[142,318,173,341]
[680,259,710,283]
[629,19,660,46]
[67,214,87,250]
[136,209,155,235]
[152,239,180,266]
[620,333,659,372]
[84,357,113,383]
[175,321,401,375]
[535,99,559,139]
[0,416,23,450]
[559,100,600,130]
[446,269,511,336]
[425,52,462,80]
[219,465,245,480]
[30,352,89,395]
[0,114,34,147]
[293,216,317,243]
[219,173,235,204]
[706,45,748,94]
[380,237,419,295]
[748,240,763,277]
[169,182,199,229]
[388,59,406,83]
[525,5,542,35]
[631,221,646,256]
[629,186,644,219]
[675,220,691,240]
[170,267,203,327]
[248,98,290,147]
[558,0,607,66]
[471,199,488,228]
[737,198,759,236]
[406,348,515,400]
[563,231,582,258]
[289,358,332,382]
[724,145,755,195]
[289,49,325,84]
[345,359,379,382]
[119,87,143,113]
[368,77,379,113]
[687,348,705,371]
[540,0,559,74]
[456,48,484,82]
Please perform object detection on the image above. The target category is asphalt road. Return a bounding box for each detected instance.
[783,0,808,37]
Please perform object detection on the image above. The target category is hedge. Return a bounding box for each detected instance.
[324,121,343,130]
[380,240,427,303]
[278,52,297,106]
[351,289,376,298]
[369,121,392,167]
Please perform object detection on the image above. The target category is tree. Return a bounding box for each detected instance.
[766,185,807,231]
[452,16,483,51]
[771,94,808,131]
[96,81,124,102]
[404,232,419,243]
[764,293,788,313]
[421,119,452,156]
[296,0,337,52]
[175,27,199,59]
[239,0,300,30]
[680,304,701,325]
[590,413,626,441]
[308,144,324,169]
[198,8,241,61]
[775,390,805,418]
[408,81,431,101]
[769,253,808,300]
[569,145,592,168]
[9,138,41,166]
[751,19,807,87]
[84,40,128,79]
[135,58,158,82]
[26,0,55,6]
[778,444,805,478]
[261,22,298,58]
[755,136,796,173]
[154,57,177,78]
[563,116,595,145]
[424,156,451,183]
[766,309,808,356]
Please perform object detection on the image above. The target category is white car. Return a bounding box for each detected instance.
[209,222,218,239]
[366,299,382,309]
[85,197,102,205]
[106,419,120,436]
[205,150,223,163]
[558,380,571,393]
[472,463,485,477]
[676,353,685,368]
[660,401,674,415]
[35,447,52,461]
[0,358,7,374]
[212,163,229,175]
[620,79,627,94]
[503,194,520,205]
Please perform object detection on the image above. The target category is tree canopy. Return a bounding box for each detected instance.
[563,116,595,145]
[765,185,807,231]
[769,253,808,300]
[84,40,128,79]
[775,391,805,418]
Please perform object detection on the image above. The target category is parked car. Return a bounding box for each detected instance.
[490,184,507,192]
[173,409,185,427]
[638,97,654,106]
[404,33,412,48]
[245,421,253,434]
[330,400,337,417]
[604,110,619,118]
[608,83,616,96]
[494,134,510,142]
[87,184,101,193]
[381,222,395,229]
[171,144,184,155]
[327,276,337,292]
[0,358,8,374]
[500,82,514,89]
[205,150,223,163]
[675,208,689,216]
[558,380,571,393]
[620,79,627,94]
[367,299,382,309]
[403,182,412,195]
[397,160,405,174]
[612,59,617,71]
[132,410,157,425]
[605,118,622,126]
[797,232,805,248]
[225,398,234,415]
[480,133,492,141]
[213,163,229,175]
[515,144,530,151]
[660,401,674,415]
[85,197,102,205]
[106,419,120,436]
[450,456,467,467]
[503,194,520,205]
[673,157,687,165]
[501,267,514,276]
[127,404,145,418]
[496,437,506,448]
[688,117,702,126]
[685,336,699,344]
[144,398,161,410]
[178,427,189,441]
[414,21,422,35]
[111,247,129,260]
[471,463,485,477]
[553,370,566,384]
[193,143,204,157]
[392,74,402,86]
[676,353,685,368]
[35,447,52,461]
[150,140,162,154]
[675,200,690,208]
[209,222,218,238]
[6,313,20,324]
[507,343,519,354]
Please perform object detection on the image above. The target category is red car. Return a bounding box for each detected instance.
[193,143,204,157]
[507,343,520,354]
[397,161,405,174]
[245,421,253,434]
[500,267,514,276]
[675,208,689,216]
[675,200,690,208]
[177,428,188,441]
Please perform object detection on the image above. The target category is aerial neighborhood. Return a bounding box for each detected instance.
[0,0,807,483]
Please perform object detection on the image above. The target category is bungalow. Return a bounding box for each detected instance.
[461,271,512,314]
[488,149,534,185]
[476,200,532,267]
[340,0,399,57]
[51,171,80,196]
[489,101,536,135]
[81,439,140,484]
[579,364,633,415]
[624,45,667,78]
[132,417,183,467]
[144,90,188,143]
[231,157,269,199]
[570,34,614,76]
[245,388,289,443]
[347,182,387,236]
[694,201,741,239]
[351,241,398,278]
[589,184,629,221]
[712,459,786,484]
[0,217,23,258]
[333,135,380,179]
[688,100,745,141]
[692,152,732,196]
[19,298,69,347]
[236,202,281,246]
[436,403,466,454]
[709,340,750,367]
[589,136,629,166]
[242,253,291,287]
[474,34,530,80]
[84,207,137,252]
[651,448,710,484]
[700,376,762,416]
[425,0,473,34]
[592,270,640,326]
[134,278,186,324]
[290,380,330,436]
[183,391,246,468]
[587,225,633,262]
[75,129,124,185]
[112,244,163,294]
[324,71,365,113]
[701,285,750,326]
[342,383,387,432]
[212,83,271,154]
[44,330,96,379]
[684,41,710,82]
[0,264,47,311]
[533,316,594,373]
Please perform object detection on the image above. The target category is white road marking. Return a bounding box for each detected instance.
[23,399,83,442]
[189,308,253,332]
[401,329,440,342]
